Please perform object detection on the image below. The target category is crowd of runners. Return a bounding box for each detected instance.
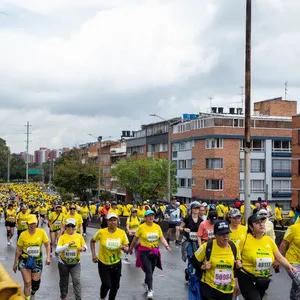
[0,183,300,300]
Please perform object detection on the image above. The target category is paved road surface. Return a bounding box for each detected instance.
[0,222,292,300]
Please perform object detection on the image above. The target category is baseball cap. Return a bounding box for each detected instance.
[257,209,268,216]
[248,213,266,224]
[131,207,137,212]
[144,210,155,217]
[208,211,218,220]
[234,201,242,209]
[228,208,242,218]
[66,218,76,226]
[202,202,208,207]
[27,214,38,225]
[107,213,118,220]
[214,220,230,235]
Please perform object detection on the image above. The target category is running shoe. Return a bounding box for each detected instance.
[184,267,189,281]
[83,233,86,237]
[147,290,154,299]
[7,242,11,246]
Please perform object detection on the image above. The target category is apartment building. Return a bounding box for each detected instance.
[292,115,300,207]
[126,118,181,159]
[171,98,296,208]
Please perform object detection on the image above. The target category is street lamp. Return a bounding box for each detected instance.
[149,114,171,202]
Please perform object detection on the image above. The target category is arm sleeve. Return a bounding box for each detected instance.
[56,244,69,253]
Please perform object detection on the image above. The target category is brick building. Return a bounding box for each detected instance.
[292,115,300,207]
[171,98,296,208]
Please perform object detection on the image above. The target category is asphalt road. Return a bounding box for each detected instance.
[0,221,293,300]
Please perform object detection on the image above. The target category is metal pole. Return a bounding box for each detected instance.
[26,121,29,183]
[167,124,171,202]
[7,148,10,182]
[98,136,102,199]
[244,0,252,223]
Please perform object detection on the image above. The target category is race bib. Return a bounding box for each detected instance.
[147,232,159,242]
[21,221,27,226]
[207,229,215,239]
[82,214,88,219]
[214,269,233,286]
[65,249,77,259]
[55,220,62,227]
[189,232,198,241]
[9,216,15,222]
[256,258,272,271]
[106,238,121,250]
[130,230,137,234]
[27,246,40,257]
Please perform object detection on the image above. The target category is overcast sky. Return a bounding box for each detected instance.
[0,0,299,154]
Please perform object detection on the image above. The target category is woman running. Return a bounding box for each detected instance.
[237,213,296,300]
[13,214,50,300]
[90,212,129,300]
[129,210,171,299]
[5,203,17,246]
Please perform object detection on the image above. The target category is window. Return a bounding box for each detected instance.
[172,151,178,158]
[272,159,291,172]
[178,178,186,188]
[104,178,111,186]
[192,158,196,166]
[272,140,291,152]
[206,158,223,169]
[240,159,244,172]
[103,166,110,175]
[206,179,223,190]
[187,179,192,188]
[272,180,291,192]
[128,146,144,154]
[240,139,265,151]
[186,159,192,169]
[101,154,110,162]
[251,159,265,172]
[192,178,196,186]
[172,143,179,151]
[178,160,187,169]
[240,180,265,192]
[298,130,300,145]
[205,138,223,149]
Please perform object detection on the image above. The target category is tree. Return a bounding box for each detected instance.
[53,148,99,201]
[111,157,177,201]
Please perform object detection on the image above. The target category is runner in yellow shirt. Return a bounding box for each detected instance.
[48,205,64,255]
[62,205,83,235]
[274,203,284,230]
[90,213,129,300]
[5,203,17,246]
[79,202,91,237]
[16,205,30,240]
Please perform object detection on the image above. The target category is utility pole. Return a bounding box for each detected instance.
[98,136,102,199]
[25,121,31,183]
[7,147,10,182]
[244,0,252,223]
[209,97,213,112]
[285,81,288,100]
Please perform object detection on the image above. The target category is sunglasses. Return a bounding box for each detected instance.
[70,208,76,210]
[66,224,75,228]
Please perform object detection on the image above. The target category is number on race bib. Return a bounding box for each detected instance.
[207,229,215,239]
[214,269,232,286]
[189,232,198,241]
[147,232,159,242]
[9,216,14,222]
[106,238,121,250]
[21,221,27,226]
[27,246,40,257]
[65,249,77,258]
[256,258,272,271]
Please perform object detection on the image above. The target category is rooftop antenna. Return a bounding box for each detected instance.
[209,97,213,113]
[285,81,288,100]
[240,86,244,110]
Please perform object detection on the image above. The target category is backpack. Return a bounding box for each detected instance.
[190,239,237,277]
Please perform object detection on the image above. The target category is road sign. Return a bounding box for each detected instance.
[28,169,41,175]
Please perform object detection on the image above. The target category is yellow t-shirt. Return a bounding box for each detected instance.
[16,212,29,230]
[63,213,83,233]
[288,210,295,219]
[79,207,90,220]
[137,208,146,219]
[6,209,16,223]
[216,204,225,218]
[109,208,120,216]
[122,204,133,217]
[48,212,64,231]
[57,232,86,263]
[90,205,96,215]
[135,222,163,248]
[230,224,247,246]
[240,233,278,277]
[180,205,187,218]
[283,223,300,264]
[194,240,241,294]
[39,205,48,215]
[126,216,141,232]
[92,228,128,265]
[18,228,49,260]
[274,207,283,221]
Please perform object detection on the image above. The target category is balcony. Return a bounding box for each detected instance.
[272,152,292,157]
[272,169,292,177]
[272,190,292,198]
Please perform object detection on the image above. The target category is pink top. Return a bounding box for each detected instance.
[197,220,214,242]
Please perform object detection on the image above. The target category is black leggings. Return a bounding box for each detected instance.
[82,219,88,234]
[140,251,157,290]
[98,261,121,300]
[237,271,268,300]
[200,282,233,300]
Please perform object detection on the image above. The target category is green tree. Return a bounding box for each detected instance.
[111,157,177,201]
[53,148,99,201]
[9,154,26,181]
